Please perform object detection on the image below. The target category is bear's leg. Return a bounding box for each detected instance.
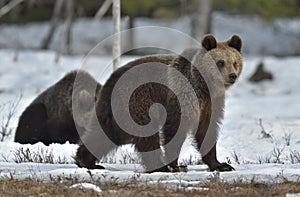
[47,117,79,144]
[135,134,168,173]
[74,114,118,169]
[162,128,188,172]
[74,144,105,169]
[15,103,49,144]
[195,112,234,171]
[201,144,234,171]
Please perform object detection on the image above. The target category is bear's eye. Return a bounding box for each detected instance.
[216,60,225,67]
[233,62,238,69]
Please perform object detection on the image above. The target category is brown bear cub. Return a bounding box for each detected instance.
[15,70,101,145]
[75,34,243,172]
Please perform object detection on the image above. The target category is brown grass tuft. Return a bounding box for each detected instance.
[1,177,300,197]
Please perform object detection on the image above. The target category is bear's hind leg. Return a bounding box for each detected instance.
[162,128,188,172]
[75,116,117,169]
[135,134,168,173]
[15,103,49,144]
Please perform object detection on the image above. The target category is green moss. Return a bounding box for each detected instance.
[0,0,299,24]
[152,8,180,19]
[212,0,300,19]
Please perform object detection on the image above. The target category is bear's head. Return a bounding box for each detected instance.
[202,34,243,89]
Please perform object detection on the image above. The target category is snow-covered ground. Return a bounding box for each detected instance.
[0,47,300,189]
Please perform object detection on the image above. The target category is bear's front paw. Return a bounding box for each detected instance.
[94,165,106,169]
[210,163,235,172]
[146,165,170,173]
[146,165,188,173]
[167,165,188,172]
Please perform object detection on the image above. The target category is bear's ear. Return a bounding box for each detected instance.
[228,35,242,52]
[202,34,217,51]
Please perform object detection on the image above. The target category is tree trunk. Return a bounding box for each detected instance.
[94,0,112,20]
[64,0,74,54]
[191,0,212,42]
[41,0,64,50]
[125,15,135,50]
[0,0,24,19]
[112,0,121,70]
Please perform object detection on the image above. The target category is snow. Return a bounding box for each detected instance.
[1,162,300,185]
[0,12,299,56]
[286,193,300,197]
[70,183,102,193]
[0,141,77,163]
[218,56,300,165]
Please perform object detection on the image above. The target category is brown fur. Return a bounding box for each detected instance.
[249,62,273,82]
[75,35,243,172]
[15,70,101,145]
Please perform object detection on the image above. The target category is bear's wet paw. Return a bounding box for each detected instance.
[168,165,188,172]
[210,163,235,172]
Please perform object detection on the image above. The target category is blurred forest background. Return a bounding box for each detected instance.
[1,0,300,23]
[0,0,300,56]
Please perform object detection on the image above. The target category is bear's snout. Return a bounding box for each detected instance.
[229,73,237,83]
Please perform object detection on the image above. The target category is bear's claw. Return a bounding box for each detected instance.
[210,163,235,172]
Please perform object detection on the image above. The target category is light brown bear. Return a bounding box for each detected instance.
[75,34,243,172]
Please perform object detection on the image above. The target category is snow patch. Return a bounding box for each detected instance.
[70,183,102,193]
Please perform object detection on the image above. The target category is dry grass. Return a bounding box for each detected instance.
[0,179,100,197]
[1,178,300,197]
[11,147,71,164]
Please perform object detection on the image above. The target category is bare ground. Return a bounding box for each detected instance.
[1,178,300,197]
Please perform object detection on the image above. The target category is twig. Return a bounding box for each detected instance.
[0,93,22,142]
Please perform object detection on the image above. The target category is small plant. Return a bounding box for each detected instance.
[289,151,300,164]
[118,152,138,164]
[12,147,71,164]
[207,171,221,184]
[180,154,201,166]
[275,169,288,183]
[283,130,292,146]
[100,146,139,164]
[231,150,240,164]
[258,155,272,164]
[258,119,272,139]
[0,94,22,142]
[272,146,285,164]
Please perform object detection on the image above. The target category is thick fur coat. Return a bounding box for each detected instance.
[75,34,243,172]
[15,71,101,145]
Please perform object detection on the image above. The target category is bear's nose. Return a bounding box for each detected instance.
[229,73,237,83]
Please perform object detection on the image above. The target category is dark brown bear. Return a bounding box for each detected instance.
[75,34,243,172]
[249,62,273,82]
[14,70,101,145]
